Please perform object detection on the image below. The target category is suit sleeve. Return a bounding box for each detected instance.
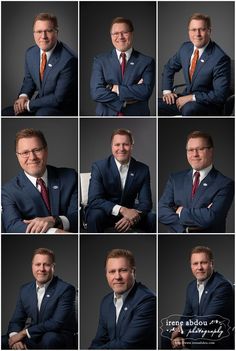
[179,180,234,228]
[161,50,183,91]
[87,163,118,215]
[194,55,231,106]
[90,296,156,349]
[63,170,78,233]
[27,286,75,338]
[28,57,77,112]
[119,58,155,102]
[7,289,28,334]
[2,187,28,233]
[134,167,153,214]
[90,56,124,113]
[158,176,185,232]
[19,52,37,98]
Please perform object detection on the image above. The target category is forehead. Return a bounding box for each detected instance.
[17,136,42,149]
[34,20,54,29]
[106,257,129,268]
[191,252,209,262]
[187,137,207,147]
[112,134,131,144]
[111,22,130,32]
[32,254,52,263]
[189,19,207,29]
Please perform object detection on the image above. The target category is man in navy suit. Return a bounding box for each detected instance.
[158,131,234,233]
[86,128,156,233]
[2,13,77,116]
[90,249,156,349]
[164,246,234,349]
[2,247,77,349]
[2,128,78,233]
[90,17,155,116]
[158,13,231,116]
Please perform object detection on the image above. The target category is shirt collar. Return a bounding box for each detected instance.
[113,281,135,303]
[192,164,212,182]
[36,277,53,290]
[115,47,133,62]
[40,41,58,62]
[197,272,212,288]
[114,157,130,171]
[193,41,210,58]
[24,168,48,187]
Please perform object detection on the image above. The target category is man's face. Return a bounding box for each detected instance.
[186,137,213,171]
[16,136,48,177]
[106,257,135,295]
[191,252,213,282]
[33,20,58,52]
[32,254,54,286]
[112,134,133,164]
[188,19,211,48]
[110,22,133,52]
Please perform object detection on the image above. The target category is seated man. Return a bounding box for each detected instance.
[2,13,77,116]
[158,13,231,116]
[1,247,77,350]
[2,128,78,233]
[86,128,156,233]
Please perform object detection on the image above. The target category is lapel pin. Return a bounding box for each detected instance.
[130,173,134,176]
[48,63,52,67]
[203,183,208,186]
[52,185,59,189]
[205,291,208,294]
[124,307,128,311]
[130,62,134,65]
[200,59,205,63]
[46,294,50,297]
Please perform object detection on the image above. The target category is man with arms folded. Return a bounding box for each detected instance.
[90,17,155,116]
[90,249,156,349]
[158,131,234,233]
[158,13,231,116]
[2,128,78,233]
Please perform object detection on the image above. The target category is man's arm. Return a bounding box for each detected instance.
[162,50,183,92]
[90,296,156,349]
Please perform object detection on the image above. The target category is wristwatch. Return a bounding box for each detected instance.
[53,216,63,229]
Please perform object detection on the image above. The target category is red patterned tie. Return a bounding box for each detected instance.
[40,52,47,81]
[117,53,126,116]
[37,178,51,212]
[189,49,199,81]
[192,171,200,198]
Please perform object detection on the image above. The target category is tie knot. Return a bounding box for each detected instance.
[42,52,47,60]
[120,52,126,59]
[194,171,200,179]
[37,178,45,186]
[194,49,199,57]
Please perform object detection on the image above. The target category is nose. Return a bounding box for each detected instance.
[114,271,122,279]
[192,149,199,156]
[41,31,47,39]
[28,150,38,160]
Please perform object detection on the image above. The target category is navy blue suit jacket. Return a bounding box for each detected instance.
[181,272,234,349]
[90,282,156,349]
[90,49,155,116]
[20,41,77,115]
[2,165,78,233]
[162,41,231,108]
[86,156,153,217]
[7,276,76,340]
[158,167,234,233]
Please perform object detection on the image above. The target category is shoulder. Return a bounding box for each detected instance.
[2,172,25,192]
[130,158,150,172]
[168,169,190,180]
[47,165,77,178]
[93,50,113,61]
[211,168,234,185]
[52,276,76,292]
[133,282,156,299]
[178,41,193,52]
[25,45,39,55]
[209,41,230,60]
[92,156,113,169]
[59,41,77,59]
[132,49,155,63]
[210,271,233,288]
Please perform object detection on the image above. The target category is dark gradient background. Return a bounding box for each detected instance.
[1,1,78,109]
[1,235,78,334]
[158,1,235,95]
[158,234,235,348]
[80,234,156,349]
[80,1,156,116]
[158,118,235,233]
[80,117,156,208]
[1,118,78,184]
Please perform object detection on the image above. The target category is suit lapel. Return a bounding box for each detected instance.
[28,282,39,323]
[38,277,57,320]
[111,49,122,83]
[123,158,136,195]
[183,45,193,85]
[107,298,116,339]
[110,157,122,193]
[191,42,213,84]
[192,168,215,206]
[47,166,60,215]
[183,170,193,207]
[123,50,138,84]
[42,42,61,88]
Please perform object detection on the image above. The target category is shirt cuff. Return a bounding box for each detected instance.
[26,329,31,338]
[60,216,70,231]
[9,332,18,337]
[163,90,172,95]
[47,228,57,233]
[112,205,121,216]
[192,94,196,101]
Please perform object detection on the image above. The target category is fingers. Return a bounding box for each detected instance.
[114,218,132,232]
[14,98,28,115]
[163,93,177,105]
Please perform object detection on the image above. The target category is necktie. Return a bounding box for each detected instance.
[120,52,126,79]
[40,52,47,81]
[192,171,200,198]
[37,178,51,212]
[189,49,199,81]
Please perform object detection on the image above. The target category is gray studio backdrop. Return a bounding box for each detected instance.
[1,118,78,184]
[80,234,156,349]
[158,234,235,348]
[1,1,78,109]
[80,117,156,209]
[1,235,78,334]
[80,1,156,116]
[158,118,235,233]
[158,1,235,95]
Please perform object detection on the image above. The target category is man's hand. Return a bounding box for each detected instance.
[176,95,193,110]
[119,207,140,225]
[9,330,27,349]
[163,92,178,105]
[14,97,29,115]
[24,216,56,233]
[111,84,119,94]
[114,217,132,232]
[176,206,183,215]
